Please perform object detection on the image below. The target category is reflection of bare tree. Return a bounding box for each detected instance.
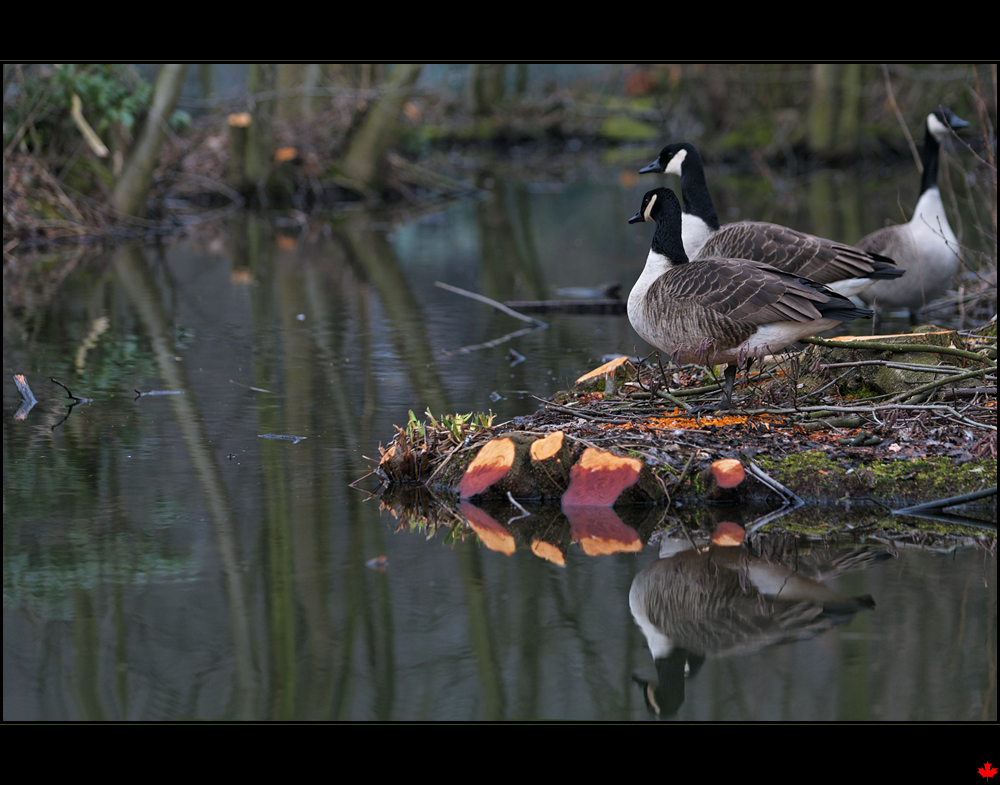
[630,536,887,718]
[475,180,547,303]
[113,244,258,718]
[340,217,451,414]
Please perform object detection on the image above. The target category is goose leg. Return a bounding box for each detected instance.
[720,364,737,410]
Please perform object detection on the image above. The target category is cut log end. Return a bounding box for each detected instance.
[530,430,565,462]
[712,459,745,489]
[458,437,516,499]
[562,447,643,507]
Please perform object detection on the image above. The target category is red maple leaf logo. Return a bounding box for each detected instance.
[980,762,998,781]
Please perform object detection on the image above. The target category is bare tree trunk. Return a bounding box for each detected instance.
[340,63,423,194]
[468,64,506,115]
[111,64,188,218]
[246,64,276,190]
[835,63,863,156]
[807,63,836,157]
[809,63,863,159]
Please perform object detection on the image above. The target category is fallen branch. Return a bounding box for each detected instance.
[801,336,996,367]
[744,460,805,509]
[435,281,547,328]
[893,486,997,515]
[13,374,37,421]
[888,365,996,404]
[51,378,93,403]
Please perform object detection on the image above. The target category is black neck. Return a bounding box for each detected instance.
[651,206,690,264]
[920,123,941,196]
[678,149,721,231]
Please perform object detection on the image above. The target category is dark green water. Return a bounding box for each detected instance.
[4,171,995,721]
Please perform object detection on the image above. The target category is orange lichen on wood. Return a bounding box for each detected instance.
[458,438,516,499]
[561,447,643,507]
[711,522,746,547]
[575,356,630,384]
[711,458,745,488]
[530,430,565,461]
[642,411,785,431]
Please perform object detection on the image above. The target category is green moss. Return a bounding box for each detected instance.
[841,380,880,400]
[599,117,660,142]
[601,95,657,113]
[718,119,773,152]
[756,451,996,507]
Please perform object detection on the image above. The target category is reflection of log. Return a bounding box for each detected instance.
[457,433,662,506]
[460,501,516,555]
[711,522,746,546]
[563,505,643,555]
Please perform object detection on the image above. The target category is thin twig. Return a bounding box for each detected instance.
[506,492,532,525]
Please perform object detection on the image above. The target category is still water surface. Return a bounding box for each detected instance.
[3,172,996,721]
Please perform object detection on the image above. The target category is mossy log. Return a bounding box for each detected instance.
[802,329,990,398]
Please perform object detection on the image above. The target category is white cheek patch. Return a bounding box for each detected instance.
[927,112,949,140]
[643,192,658,222]
[664,147,687,176]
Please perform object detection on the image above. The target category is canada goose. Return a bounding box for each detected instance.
[639,142,904,297]
[856,108,969,316]
[627,187,873,406]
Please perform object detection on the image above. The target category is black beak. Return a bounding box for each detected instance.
[638,158,663,174]
[628,211,645,224]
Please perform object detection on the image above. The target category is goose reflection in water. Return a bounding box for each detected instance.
[629,534,889,718]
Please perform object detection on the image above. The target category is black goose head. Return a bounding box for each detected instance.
[921,108,969,194]
[929,107,969,137]
[629,187,682,225]
[628,187,689,263]
[639,142,700,175]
